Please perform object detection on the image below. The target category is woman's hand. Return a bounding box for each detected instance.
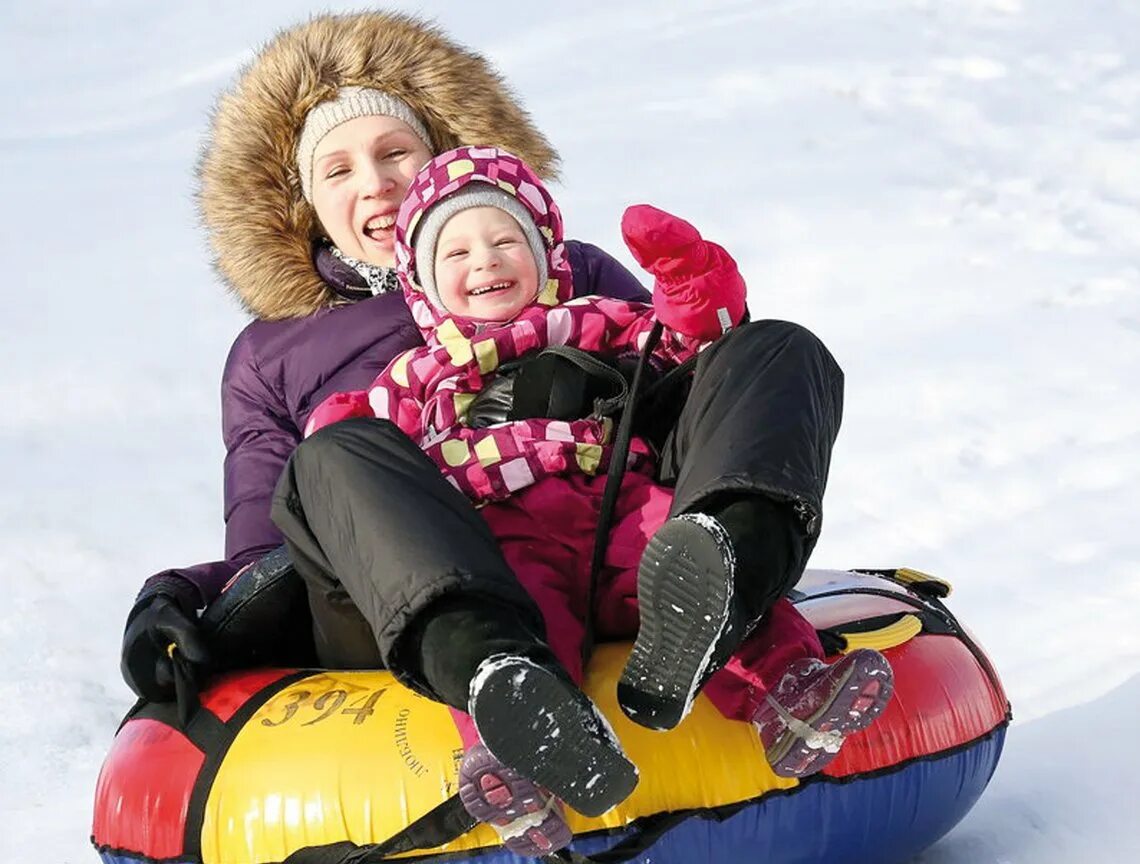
[120,580,211,701]
[621,204,747,342]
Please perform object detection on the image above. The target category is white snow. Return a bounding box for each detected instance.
[2,1,1138,861]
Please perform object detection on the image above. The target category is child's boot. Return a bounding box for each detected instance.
[752,648,894,778]
[469,654,639,819]
[458,743,572,856]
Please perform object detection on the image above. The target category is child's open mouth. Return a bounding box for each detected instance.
[469,281,513,297]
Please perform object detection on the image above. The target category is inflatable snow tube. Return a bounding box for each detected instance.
[92,567,1009,864]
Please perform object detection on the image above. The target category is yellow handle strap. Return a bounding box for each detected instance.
[894,567,953,597]
[839,614,923,654]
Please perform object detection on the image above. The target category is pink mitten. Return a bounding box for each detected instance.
[303,390,373,438]
[621,204,746,341]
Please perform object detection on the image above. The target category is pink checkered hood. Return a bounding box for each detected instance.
[394,146,574,340]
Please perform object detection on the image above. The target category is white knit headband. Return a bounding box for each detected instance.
[296,86,433,202]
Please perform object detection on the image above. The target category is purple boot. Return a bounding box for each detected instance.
[752,648,894,778]
[458,743,572,857]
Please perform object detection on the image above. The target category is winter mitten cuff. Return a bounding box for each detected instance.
[133,573,203,620]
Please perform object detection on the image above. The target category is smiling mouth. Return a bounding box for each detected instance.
[468,281,513,297]
[362,214,396,239]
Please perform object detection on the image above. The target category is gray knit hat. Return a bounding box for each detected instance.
[412,185,548,313]
[296,86,433,202]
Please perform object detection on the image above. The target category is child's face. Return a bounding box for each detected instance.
[434,207,540,321]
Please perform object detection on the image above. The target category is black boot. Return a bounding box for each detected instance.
[468,654,638,818]
[413,595,547,710]
[710,494,804,618]
[414,597,639,818]
[617,494,805,731]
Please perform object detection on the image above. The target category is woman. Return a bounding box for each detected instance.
[120,9,869,859]
[119,10,650,854]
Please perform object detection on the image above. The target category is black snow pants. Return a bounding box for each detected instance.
[269,319,843,705]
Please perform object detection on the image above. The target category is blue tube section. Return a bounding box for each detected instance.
[465,728,1006,864]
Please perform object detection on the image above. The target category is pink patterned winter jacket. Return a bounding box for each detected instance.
[304,148,746,505]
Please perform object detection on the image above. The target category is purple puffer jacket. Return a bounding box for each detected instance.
[145,241,648,606]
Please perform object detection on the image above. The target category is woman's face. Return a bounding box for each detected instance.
[310,115,433,267]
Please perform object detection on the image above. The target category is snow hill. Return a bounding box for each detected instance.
[1,1,1137,860]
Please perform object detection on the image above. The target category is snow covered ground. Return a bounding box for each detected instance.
[2,1,1137,860]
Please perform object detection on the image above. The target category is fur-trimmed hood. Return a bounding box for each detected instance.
[197,11,559,321]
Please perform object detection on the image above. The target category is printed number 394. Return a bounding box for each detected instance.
[261,688,388,728]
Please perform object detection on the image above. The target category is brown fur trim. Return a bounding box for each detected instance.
[196,12,559,320]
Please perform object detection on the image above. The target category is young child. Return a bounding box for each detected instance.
[305,147,894,856]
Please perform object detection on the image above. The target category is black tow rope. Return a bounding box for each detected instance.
[171,644,203,730]
[580,320,664,668]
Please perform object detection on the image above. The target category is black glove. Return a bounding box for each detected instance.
[120,576,211,701]
[467,348,637,428]
[511,350,616,421]
[467,366,520,428]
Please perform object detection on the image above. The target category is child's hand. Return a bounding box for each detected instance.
[621,204,709,282]
[621,204,746,341]
[303,390,374,437]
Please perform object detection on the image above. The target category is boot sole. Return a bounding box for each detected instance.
[458,745,573,856]
[618,515,735,730]
[767,649,895,777]
[470,658,639,818]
